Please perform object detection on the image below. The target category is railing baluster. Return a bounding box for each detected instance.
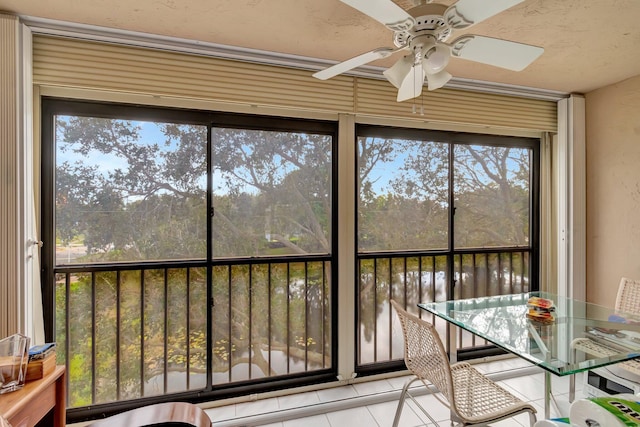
[140,270,145,397]
[248,264,253,379]
[227,266,232,383]
[322,261,327,369]
[509,252,514,294]
[163,268,169,394]
[484,253,489,296]
[304,262,309,371]
[64,273,70,404]
[116,270,121,400]
[91,272,96,404]
[268,263,273,375]
[372,259,377,362]
[186,267,191,390]
[286,262,291,374]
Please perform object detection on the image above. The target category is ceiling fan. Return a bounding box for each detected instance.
[313,0,544,102]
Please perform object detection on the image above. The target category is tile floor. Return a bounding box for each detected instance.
[204,357,587,427]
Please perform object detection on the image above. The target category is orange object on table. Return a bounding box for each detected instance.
[527,296,555,310]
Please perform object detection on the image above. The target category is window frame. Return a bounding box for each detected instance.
[354,123,540,374]
[40,98,340,421]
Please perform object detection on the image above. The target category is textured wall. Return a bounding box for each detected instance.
[586,74,640,306]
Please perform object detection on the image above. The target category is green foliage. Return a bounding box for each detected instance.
[55,118,332,261]
[357,137,531,251]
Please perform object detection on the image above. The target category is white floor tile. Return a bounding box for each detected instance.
[407,393,453,424]
[208,360,599,427]
[316,385,359,403]
[498,376,546,401]
[352,378,395,396]
[204,404,236,423]
[386,375,415,390]
[278,390,321,410]
[282,414,331,427]
[366,400,424,427]
[551,372,584,395]
[235,396,280,417]
[325,407,378,426]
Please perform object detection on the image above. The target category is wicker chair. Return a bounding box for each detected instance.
[390,300,537,427]
[614,277,640,314]
[569,277,640,401]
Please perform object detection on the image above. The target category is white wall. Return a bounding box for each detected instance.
[586,74,640,306]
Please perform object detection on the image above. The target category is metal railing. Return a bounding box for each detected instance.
[54,249,530,412]
[54,257,333,410]
[357,249,532,367]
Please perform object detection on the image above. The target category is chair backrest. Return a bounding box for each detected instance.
[390,300,455,406]
[615,277,640,314]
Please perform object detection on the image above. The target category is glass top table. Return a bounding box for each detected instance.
[418,291,640,417]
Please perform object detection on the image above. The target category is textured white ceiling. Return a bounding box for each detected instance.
[2,0,640,94]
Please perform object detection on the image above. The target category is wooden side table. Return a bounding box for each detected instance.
[0,365,66,427]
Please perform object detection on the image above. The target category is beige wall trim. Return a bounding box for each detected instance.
[336,114,357,381]
[539,132,555,293]
[556,95,586,301]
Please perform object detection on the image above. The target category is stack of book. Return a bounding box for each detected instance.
[526,296,556,324]
[26,343,56,381]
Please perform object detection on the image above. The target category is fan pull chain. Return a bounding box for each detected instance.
[412,65,417,114]
[412,91,425,115]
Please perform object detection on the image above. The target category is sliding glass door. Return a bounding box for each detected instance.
[355,125,539,371]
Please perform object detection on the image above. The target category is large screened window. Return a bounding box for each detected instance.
[358,133,449,252]
[453,144,531,249]
[356,125,538,369]
[54,116,207,264]
[210,125,332,257]
[41,100,337,420]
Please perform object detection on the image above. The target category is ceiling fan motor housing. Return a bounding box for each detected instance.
[393,3,452,49]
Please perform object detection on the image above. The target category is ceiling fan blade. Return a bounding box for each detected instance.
[340,0,415,32]
[313,47,397,80]
[383,54,413,89]
[397,62,425,102]
[444,0,524,30]
[450,35,544,71]
[426,70,452,91]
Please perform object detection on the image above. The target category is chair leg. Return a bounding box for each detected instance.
[528,410,537,427]
[393,376,443,427]
[392,377,415,427]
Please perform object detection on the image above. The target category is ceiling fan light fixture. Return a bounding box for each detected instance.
[426,69,452,91]
[397,61,425,102]
[383,54,414,88]
[423,44,451,74]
